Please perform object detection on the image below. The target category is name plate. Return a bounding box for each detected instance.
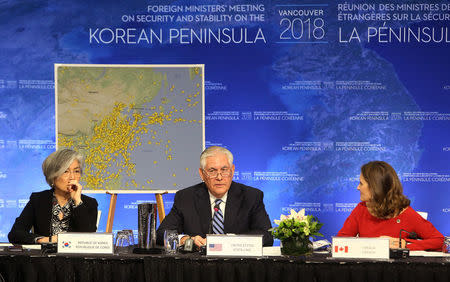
[58,232,114,254]
[206,234,263,257]
[332,237,389,259]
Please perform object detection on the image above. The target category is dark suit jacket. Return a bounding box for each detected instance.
[8,189,98,244]
[156,182,273,246]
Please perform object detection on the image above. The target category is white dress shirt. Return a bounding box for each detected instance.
[208,191,228,218]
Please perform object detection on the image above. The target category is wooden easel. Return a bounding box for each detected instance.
[105,192,118,233]
[104,190,172,233]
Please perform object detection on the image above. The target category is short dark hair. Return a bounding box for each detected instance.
[361,161,410,219]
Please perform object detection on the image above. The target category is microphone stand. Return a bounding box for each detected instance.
[208,204,220,234]
[390,229,417,259]
[202,204,220,255]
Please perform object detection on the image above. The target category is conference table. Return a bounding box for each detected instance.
[0,247,449,282]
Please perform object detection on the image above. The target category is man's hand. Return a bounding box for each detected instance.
[191,235,206,247]
[180,235,206,247]
[180,235,190,245]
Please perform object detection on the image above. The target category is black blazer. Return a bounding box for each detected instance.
[156,182,273,246]
[8,189,98,244]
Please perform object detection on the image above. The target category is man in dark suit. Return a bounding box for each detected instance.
[156,146,273,247]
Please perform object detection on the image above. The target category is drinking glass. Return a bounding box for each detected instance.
[164,230,179,254]
[123,229,135,246]
[443,236,450,253]
[115,230,131,254]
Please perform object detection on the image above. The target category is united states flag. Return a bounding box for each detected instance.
[209,244,222,251]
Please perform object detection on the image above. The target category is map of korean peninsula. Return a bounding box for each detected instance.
[56,64,204,191]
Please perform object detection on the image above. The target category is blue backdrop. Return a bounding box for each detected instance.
[0,0,449,243]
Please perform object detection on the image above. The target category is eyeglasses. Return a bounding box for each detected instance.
[202,168,232,178]
[61,169,82,178]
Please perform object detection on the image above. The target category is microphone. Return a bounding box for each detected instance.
[390,229,417,259]
[49,199,55,242]
[208,204,220,234]
[49,227,53,243]
[398,229,418,248]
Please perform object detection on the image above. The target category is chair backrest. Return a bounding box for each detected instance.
[417,211,428,220]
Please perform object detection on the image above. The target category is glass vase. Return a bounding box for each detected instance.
[281,237,313,256]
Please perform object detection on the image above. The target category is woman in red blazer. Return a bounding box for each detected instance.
[337,161,443,251]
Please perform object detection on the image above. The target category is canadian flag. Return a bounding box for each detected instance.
[334,245,349,253]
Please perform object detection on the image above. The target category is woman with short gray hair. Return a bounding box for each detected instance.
[8,149,98,244]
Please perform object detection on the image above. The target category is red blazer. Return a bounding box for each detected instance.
[337,202,444,251]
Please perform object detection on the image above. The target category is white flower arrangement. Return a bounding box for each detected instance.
[270,209,323,241]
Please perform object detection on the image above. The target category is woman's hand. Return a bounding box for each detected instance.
[68,180,82,206]
[37,235,58,243]
[389,237,406,249]
[381,236,406,248]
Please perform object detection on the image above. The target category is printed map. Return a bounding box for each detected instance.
[56,65,204,190]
